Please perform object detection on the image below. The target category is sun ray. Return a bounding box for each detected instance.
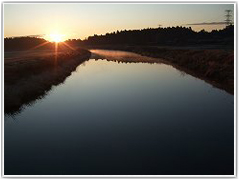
[54,42,58,66]
[30,41,50,50]
[62,42,76,51]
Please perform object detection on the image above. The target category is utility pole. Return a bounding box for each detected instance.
[225,10,232,26]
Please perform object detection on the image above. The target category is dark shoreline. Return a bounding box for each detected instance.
[87,45,234,95]
[5,48,91,115]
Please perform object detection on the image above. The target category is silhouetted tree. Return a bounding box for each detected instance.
[82,25,234,47]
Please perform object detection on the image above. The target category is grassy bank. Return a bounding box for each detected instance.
[5,48,91,114]
[88,45,234,94]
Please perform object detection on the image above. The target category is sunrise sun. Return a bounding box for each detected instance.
[45,33,65,43]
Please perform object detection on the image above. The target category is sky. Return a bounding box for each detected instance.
[4,3,234,40]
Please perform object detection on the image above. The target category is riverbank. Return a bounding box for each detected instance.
[88,45,234,94]
[5,48,91,114]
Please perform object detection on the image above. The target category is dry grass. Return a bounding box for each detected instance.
[5,48,91,114]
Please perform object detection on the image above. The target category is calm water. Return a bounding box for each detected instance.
[5,50,234,175]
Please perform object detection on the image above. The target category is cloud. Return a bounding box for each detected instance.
[185,22,227,26]
[27,34,45,38]
[9,34,45,38]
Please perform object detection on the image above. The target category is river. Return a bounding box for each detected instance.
[4,50,234,175]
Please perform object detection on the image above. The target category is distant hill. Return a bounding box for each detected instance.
[4,37,52,51]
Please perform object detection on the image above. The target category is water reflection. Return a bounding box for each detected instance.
[5,51,234,175]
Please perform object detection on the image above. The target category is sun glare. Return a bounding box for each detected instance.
[45,33,65,43]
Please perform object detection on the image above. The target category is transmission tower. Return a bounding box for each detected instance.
[225,10,232,26]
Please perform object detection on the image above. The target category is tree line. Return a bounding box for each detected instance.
[82,25,234,47]
[4,25,234,51]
